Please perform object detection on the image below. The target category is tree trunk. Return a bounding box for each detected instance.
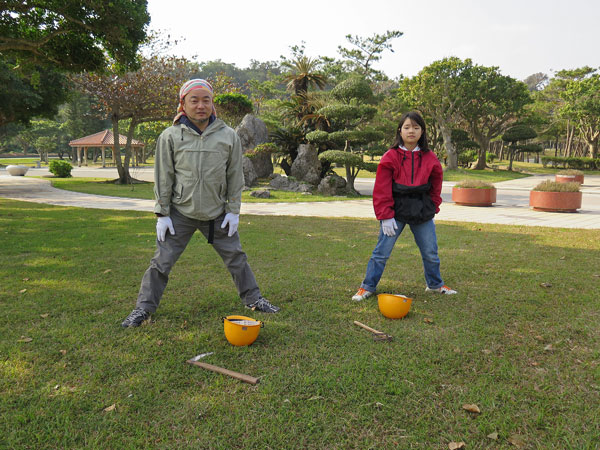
[438,123,458,170]
[111,115,131,184]
[345,164,357,194]
[472,133,490,170]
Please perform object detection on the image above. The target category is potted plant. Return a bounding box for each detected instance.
[556,169,584,184]
[530,180,582,212]
[452,179,497,206]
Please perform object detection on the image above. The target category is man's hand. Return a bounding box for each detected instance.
[156,216,175,241]
[381,218,398,237]
[221,213,239,237]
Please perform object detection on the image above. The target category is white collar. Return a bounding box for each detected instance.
[400,145,420,152]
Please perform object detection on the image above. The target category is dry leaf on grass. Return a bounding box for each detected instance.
[18,336,33,343]
[540,282,552,288]
[23,277,30,281]
[59,349,67,355]
[19,289,27,294]
[103,404,116,412]
[462,403,481,414]
[40,313,49,318]
[448,442,465,449]
[487,432,498,440]
[424,318,434,324]
[508,434,525,447]
[103,269,112,274]
[544,344,554,351]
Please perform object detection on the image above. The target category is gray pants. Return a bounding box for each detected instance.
[136,208,261,313]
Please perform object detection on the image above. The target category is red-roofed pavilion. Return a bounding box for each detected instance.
[68,130,145,167]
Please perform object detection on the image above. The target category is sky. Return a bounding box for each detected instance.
[147,0,600,81]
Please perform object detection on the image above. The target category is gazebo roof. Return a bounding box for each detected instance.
[69,130,144,147]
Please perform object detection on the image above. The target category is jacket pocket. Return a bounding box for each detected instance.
[392,182,436,224]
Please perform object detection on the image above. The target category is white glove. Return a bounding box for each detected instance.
[221,213,239,237]
[381,218,398,237]
[156,216,175,242]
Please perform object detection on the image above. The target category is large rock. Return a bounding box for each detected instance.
[291,144,321,185]
[269,174,313,193]
[236,114,269,150]
[236,114,273,178]
[318,173,348,196]
[250,189,271,198]
[242,156,258,187]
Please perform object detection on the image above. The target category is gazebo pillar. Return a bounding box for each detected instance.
[101,146,106,168]
[77,147,82,167]
[83,147,89,166]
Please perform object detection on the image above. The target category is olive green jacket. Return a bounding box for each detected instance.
[153,118,244,220]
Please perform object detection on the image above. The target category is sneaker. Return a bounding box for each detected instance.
[352,288,374,301]
[246,296,280,313]
[121,308,151,328]
[425,285,457,295]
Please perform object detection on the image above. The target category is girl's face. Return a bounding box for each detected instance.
[400,118,422,148]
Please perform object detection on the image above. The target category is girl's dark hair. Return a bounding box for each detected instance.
[392,111,430,152]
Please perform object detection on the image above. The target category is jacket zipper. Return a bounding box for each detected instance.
[411,151,414,184]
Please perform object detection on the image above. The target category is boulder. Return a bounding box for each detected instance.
[318,173,348,196]
[242,156,258,187]
[6,165,29,176]
[268,174,313,193]
[236,114,269,150]
[291,144,321,185]
[250,189,271,199]
[236,114,273,178]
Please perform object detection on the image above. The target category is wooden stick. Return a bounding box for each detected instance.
[186,360,260,385]
[353,321,393,341]
[354,320,384,335]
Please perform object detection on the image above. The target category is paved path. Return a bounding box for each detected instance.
[2,167,600,229]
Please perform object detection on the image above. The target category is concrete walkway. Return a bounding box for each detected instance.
[2,167,600,229]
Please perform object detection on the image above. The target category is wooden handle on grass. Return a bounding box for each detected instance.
[354,320,384,335]
[186,360,260,385]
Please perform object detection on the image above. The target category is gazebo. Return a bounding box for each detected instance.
[68,130,145,168]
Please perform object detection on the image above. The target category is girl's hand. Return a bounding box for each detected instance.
[381,218,398,237]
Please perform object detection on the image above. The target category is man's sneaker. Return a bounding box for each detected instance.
[246,296,280,313]
[352,288,374,301]
[425,285,457,295]
[121,308,151,328]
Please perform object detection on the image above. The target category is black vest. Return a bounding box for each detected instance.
[392,182,436,224]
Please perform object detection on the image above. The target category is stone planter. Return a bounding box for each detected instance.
[6,165,29,176]
[529,190,582,212]
[556,174,584,184]
[452,186,497,206]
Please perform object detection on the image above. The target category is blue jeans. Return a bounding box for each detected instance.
[361,218,443,292]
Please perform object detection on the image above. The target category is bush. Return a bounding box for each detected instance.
[486,153,497,163]
[454,179,495,189]
[557,169,584,176]
[245,143,278,159]
[541,156,599,170]
[532,180,580,192]
[48,160,73,178]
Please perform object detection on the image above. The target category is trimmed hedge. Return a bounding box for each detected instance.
[541,156,600,169]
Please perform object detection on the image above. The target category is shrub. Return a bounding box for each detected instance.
[454,179,495,189]
[557,169,584,176]
[533,180,580,192]
[245,143,278,159]
[486,153,497,163]
[48,160,73,178]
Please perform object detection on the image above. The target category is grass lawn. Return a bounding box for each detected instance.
[1,199,599,449]
[47,177,368,203]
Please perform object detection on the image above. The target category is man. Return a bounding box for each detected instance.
[122,79,279,328]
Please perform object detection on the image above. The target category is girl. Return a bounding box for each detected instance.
[352,111,456,301]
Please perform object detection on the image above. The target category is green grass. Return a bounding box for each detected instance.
[1,199,599,449]
[47,177,367,203]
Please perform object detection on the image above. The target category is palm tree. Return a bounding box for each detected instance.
[283,56,327,95]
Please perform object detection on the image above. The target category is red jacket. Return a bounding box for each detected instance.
[373,146,443,220]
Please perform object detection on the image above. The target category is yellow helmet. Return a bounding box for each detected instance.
[223,315,263,346]
[377,294,412,319]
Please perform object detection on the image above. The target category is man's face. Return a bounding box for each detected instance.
[182,90,213,124]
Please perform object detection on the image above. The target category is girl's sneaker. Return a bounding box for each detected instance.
[352,288,374,301]
[425,285,457,295]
